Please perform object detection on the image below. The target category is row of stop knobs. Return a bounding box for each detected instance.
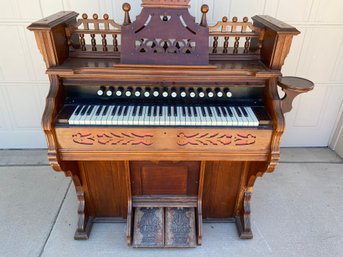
[97,86,233,98]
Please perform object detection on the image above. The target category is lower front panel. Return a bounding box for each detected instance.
[76,160,251,219]
[78,161,129,218]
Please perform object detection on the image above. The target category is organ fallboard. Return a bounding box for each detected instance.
[28,0,314,248]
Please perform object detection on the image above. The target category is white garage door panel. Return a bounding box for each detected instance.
[296,27,343,83]
[6,85,43,128]
[310,1,343,23]
[229,0,264,21]
[0,25,34,81]
[0,0,343,148]
[283,85,343,146]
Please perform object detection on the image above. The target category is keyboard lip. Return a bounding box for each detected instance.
[55,123,272,129]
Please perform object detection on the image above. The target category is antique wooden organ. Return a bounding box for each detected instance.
[28,0,314,248]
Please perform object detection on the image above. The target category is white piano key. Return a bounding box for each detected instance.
[238,107,250,126]
[126,106,134,125]
[81,105,95,125]
[229,107,240,126]
[246,107,259,126]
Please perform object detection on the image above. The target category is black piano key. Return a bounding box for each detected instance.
[241,107,249,117]
[159,106,163,116]
[226,107,233,117]
[102,106,109,116]
[153,106,158,117]
[147,106,152,117]
[201,106,207,117]
[132,106,137,116]
[187,106,192,117]
[86,105,94,115]
[81,105,88,115]
[96,106,103,116]
[215,106,222,117]
[235,107,242,117]
[117,106,123,116]
[138,106,144,116]
[193,106,198,117]
[220,106,228,117]
[207,107,213,117]
[111,105,118,115]
[168,106,172,117]
[123,106,128,116]
[182,106,186,117]
[173,106,177,117]
[75,105,83,115]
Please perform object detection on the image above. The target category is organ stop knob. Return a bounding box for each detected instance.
[97,86,106,96]
[106,86,114,96]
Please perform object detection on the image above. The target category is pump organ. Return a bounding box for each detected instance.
[28,0,313,248]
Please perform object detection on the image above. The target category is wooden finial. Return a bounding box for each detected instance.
[222,16,228,22]
[82,13,88,19]
[122,3,131,25]
[200,4,209,27]
[232,16,238,22]
[103,14,109,20]
[243,17,248,22]
[93,13,98,20]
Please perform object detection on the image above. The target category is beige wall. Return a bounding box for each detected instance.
[1,0,343,148]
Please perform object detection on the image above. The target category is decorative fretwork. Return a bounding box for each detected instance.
[72,132,153,146]
[177,132,256,146]
[136,38,195,54]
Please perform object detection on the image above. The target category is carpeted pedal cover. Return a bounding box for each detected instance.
[133,207,164,247]
[165,207,196,248]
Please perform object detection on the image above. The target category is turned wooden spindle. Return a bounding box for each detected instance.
[82,13,89,29]
[200,4,209,27]
[113,34,118,52]
[79,13,88,51]
[90,14,98,51]
[80,34,86,51]
[232,17,239,54]
[101,14,108,51]
[243,17,250,53]
[101,34,107,51]
[103,13,109,29]
[213,37,218,53]
[91,34,97,51]
[222,17,229,53]
[122,3,131,25]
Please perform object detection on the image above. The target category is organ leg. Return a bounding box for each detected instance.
[235,187,253,239]
[65,168,94,240]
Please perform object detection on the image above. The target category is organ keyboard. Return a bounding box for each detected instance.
[61,104,263,127]
[28,0,313,249]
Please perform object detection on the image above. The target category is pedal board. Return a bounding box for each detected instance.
[133,207,196,248]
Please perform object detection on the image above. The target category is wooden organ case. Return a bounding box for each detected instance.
[28,0,314,248]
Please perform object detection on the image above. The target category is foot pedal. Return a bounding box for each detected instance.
[165,207,196,248]
[133,207,164,248]
[132,207,197,248]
